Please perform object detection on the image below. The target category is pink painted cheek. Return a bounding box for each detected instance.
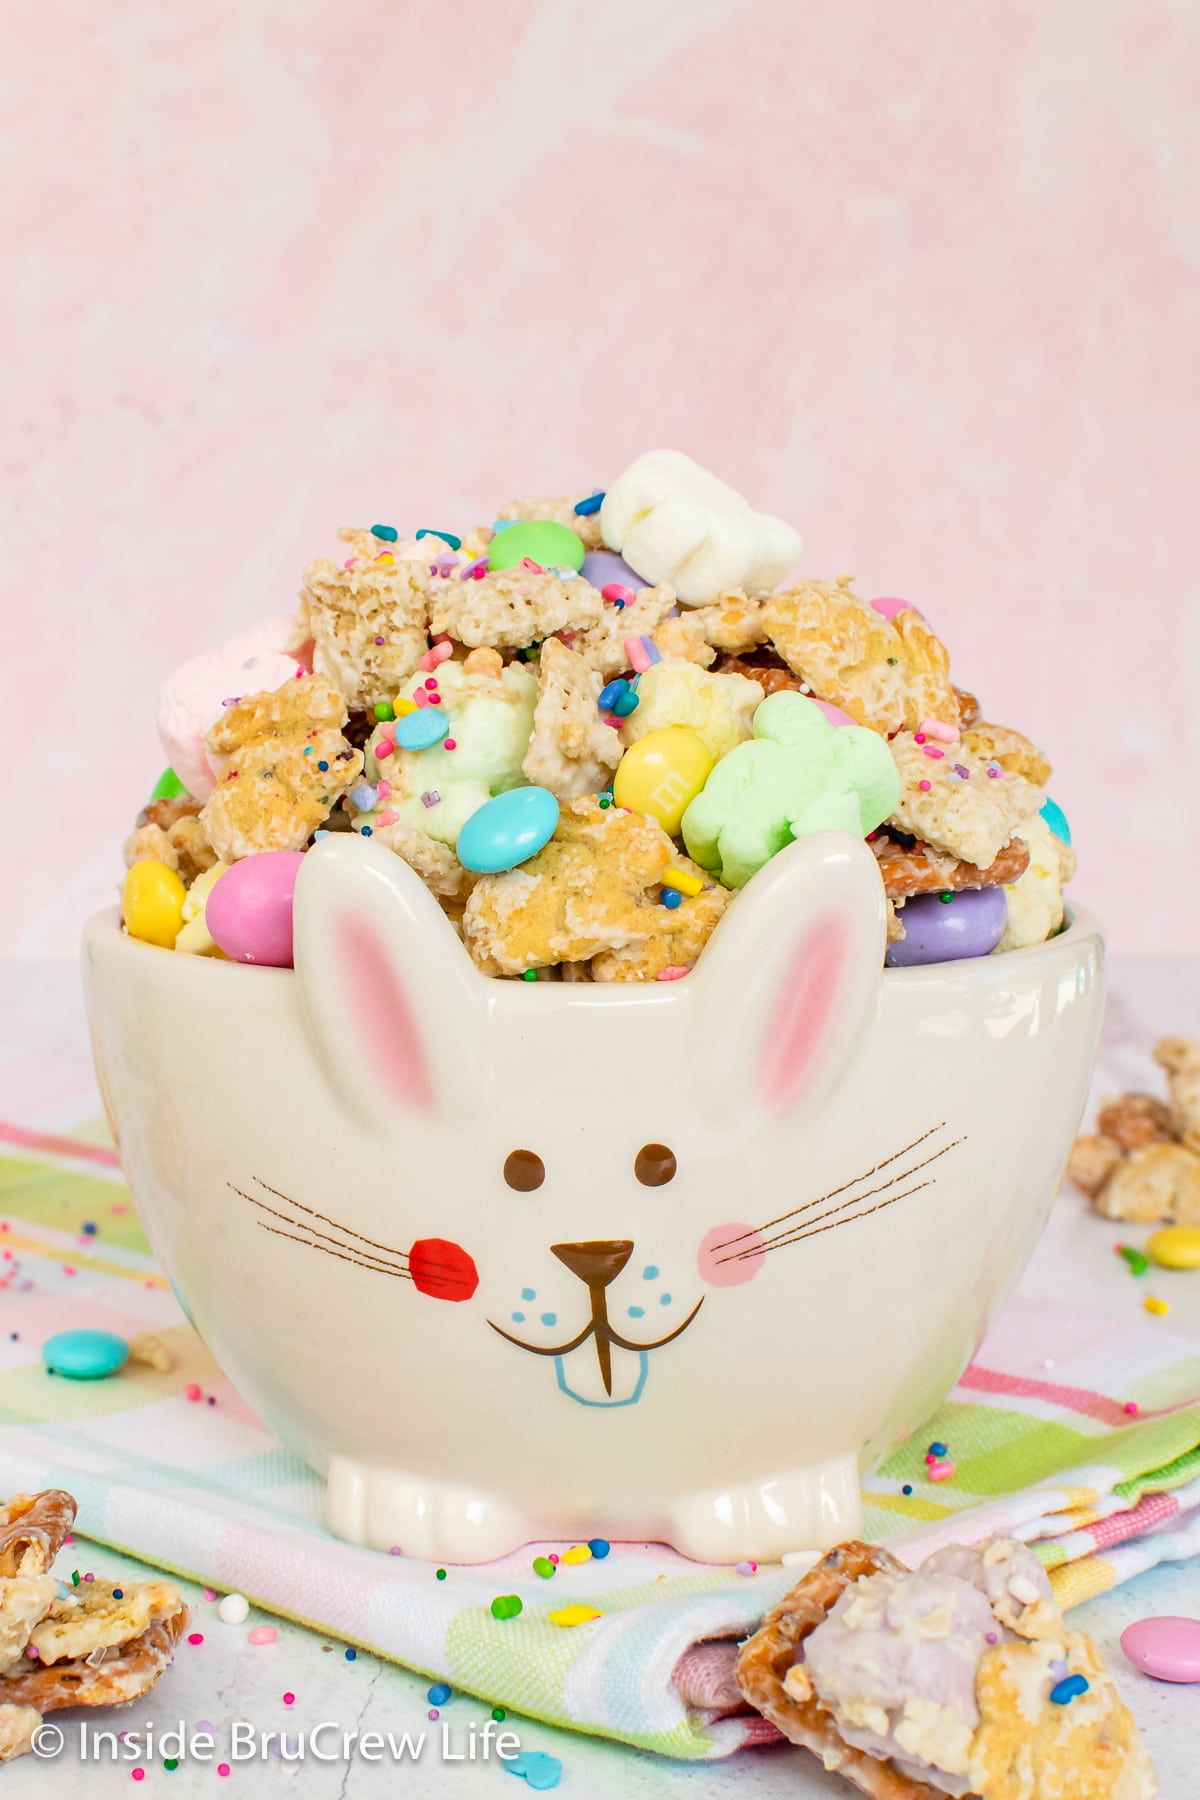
[697,1224,765,1287]
[409,1237,478,1302]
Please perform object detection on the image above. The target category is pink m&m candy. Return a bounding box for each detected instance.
[205,851,304,966]
[1120,1615,1200,1683]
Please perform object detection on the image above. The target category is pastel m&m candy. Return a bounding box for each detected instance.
[613,727,714,836]
[1146,1226,1200,1270]
[394,706,450,751]
[581,549,642,591]
[123,859,187,948]
[205,849,305,966]
[885,886,1007,967]
[488,521,585,575]
[457,787,560,874]
[1120,1616,1200,1683]
[43,1329,129,1380]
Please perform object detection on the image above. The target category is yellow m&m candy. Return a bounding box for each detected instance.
[123,859,187,948]
[612,727,714,836]
[1147,1226,1200,1270]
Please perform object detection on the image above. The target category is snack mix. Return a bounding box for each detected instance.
[736,1537,1154,1798]
[0,1490,187,1762]
[123,450,1076,978]
[1068,1037,1200,1224]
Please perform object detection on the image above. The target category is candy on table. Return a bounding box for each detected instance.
[613,726,715,836]
[1147,1226,1200,1269]
[297,531,430,709]
[762,574,957,737]
[888,731,1043,872]
[199,674,364,862]
[886,886,1009,967]
[42,1329,129,1380]
[428,567,604,648]
[521,637,624,800]
[681,692,901,890]
[487,519,585,575]
[123,859,187,948]
[457,787,560,874]
[173,862,229,956]
[599,449,802,607]
[204,850,305,967]
[1120,1616,1200,1683]
[994,811,1076,952]
[617,659,764,761]
[155,616,302,802]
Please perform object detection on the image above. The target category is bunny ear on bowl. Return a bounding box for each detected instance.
[692,833,886,1122]
[293,835,485,1130]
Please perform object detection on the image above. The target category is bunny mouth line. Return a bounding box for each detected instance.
[487,1303,704,1397]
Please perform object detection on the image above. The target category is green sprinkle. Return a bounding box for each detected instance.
[371,524,398,542]
[374,701,396,721]
[490,1594,523,1621]
[436,1568,447,1580]
[165,1758,179,1771]
[523,970,537,982]
[71,1570,80,1586]
[532,1557,555,1579]
[150,766,188,801]
[939,891,954,903]
[1118,1244,1149,1276]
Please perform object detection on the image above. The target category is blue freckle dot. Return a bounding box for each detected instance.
[660,1293,672,1305]
[521,1288,536,1301]
[511,1312,525,1323]
[627,1306,645,1319]
[540,1312,557,1327]
[643,1265,659,1280]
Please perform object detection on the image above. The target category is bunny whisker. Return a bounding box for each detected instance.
[249,1178,412,1262]
[230,1184,412,1270]
[713,1123,948,1251]
[724,1181,935,1262]
[255,1222,415,1281]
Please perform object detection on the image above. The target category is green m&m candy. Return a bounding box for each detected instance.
[488,520,585,575]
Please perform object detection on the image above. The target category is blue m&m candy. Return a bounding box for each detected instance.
[457,787,560,874]
[43,1329,129,1381]
[1039,795,1071,847]
[394,707,450,752]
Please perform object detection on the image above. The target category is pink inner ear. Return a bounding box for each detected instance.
[759,912,848,1108]
[341,911,432,1110]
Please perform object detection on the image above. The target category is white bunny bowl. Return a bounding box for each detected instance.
[82,833,1103,1565]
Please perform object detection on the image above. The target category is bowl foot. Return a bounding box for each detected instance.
[325,1456,532,1563]
[663,1454,862,1563]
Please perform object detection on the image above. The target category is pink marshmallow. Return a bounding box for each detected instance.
[156,616,303,801]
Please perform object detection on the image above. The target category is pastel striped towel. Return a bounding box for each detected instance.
[2,1103,1200,1760]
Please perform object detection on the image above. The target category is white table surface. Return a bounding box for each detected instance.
[9,955,1200,1795]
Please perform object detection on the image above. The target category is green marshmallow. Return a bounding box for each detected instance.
[681,691,900,889]
[487,520,585,574]
[150,765,189,801]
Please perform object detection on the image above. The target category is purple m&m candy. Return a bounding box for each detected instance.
[582,550,644,592]
[885,886,1007,968]
[1121,1616,1200,1683]
[206,850,304,966]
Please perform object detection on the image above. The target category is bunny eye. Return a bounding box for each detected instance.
[635,1144,677,1187]
[504,1149,545,1192]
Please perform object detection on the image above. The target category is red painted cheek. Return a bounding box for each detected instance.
[697,1223,765,1287]
[409,1238,478,1301]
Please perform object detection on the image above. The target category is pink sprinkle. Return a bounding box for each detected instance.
[922,745,944,761]
[185,1382,202,1401]
[283,1692,295,1706]
[390,1546,402,1555]
[601,583,634,604]
[428,1708,440,1721]
[914,733,926,744]
[62,1266,76,1277]
[444,739,457,751]
[132,1771,145,1783]
[413,688,429,708]
[218,1765,231,1778]
[295,667,305,678]
[377,809,398,827]
[249,1625,278,1646]
[521,557,543,574]
[927,1460,956,1483]
[424,677,438,690]
[657,965,691,982]
[377,742,393,759]
[188,1632,204,1645]
[343,557,359,570]
[548,1555,559,1566]
[919,716,959,744]
[1124,1402,1139,1415]
[625,636,653,673]
[918,779,932,792]
[376,779,390,799]
[202,1589,216,1602]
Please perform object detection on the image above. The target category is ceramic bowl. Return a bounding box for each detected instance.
[83,832,1103,1563]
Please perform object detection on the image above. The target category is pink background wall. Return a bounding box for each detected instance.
[5,0,1199,969]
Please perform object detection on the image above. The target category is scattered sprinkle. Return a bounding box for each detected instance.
[218,1593,249,1625]
[602,583,634,605]
[428,1682,451,1705]
[345,1647,357,1660]
[420,790,441,808]
[926,1442,948,1459]
[248,1625,278,1645]
[1117,1244,1149,1276]
[523,970,538,982]
[587,1538,611,1559]
[574,492,604,515]
[436,1569,447,1581]
[282,1692,295,1706]
[561,1544,591,1566]
[918,778,932,792]
[490,1594,523,1621]
[1049,1674,1089,1705]
[317,759,329,771]
[113,1588,124,1600]
[902,1484,913,1496]
[508,1749,563,1789]
[444,738,457,751]
[735,1560,757,1576]
[927,1459,956,1483]
[532,1557,556,1579]
[662,867,703,896]
[1144,1296,1169,1315]
[548,1603,602,1628]
[187,1632,204,1645]
[372,525,399,542]
[656,965,690,982]
[218,1764,231,1778]
[661,888,682,910]
[416,529,462,551]
[1124,1401,1139,1415]
[492,1708,506,1722]
[132,1770,145,1782]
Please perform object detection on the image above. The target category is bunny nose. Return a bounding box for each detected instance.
[551,1240,634,1289]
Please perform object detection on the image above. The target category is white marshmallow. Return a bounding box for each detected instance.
[157,616,302,801]
[600,449,802,608]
